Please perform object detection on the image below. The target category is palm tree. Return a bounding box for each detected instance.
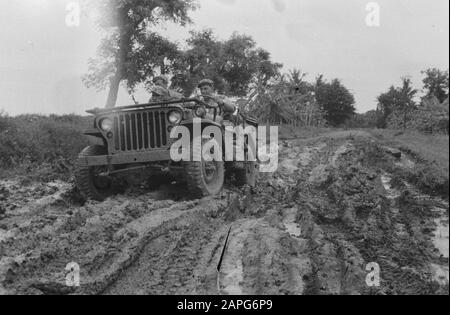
[398,77,418,130]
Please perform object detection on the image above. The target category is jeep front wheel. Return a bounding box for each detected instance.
[235,136,258,188]
[75,145,115,201]
[235,161,258,188]
[183,139,225,198]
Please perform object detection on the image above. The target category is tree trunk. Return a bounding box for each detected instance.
[104,9,130,109]
[105,34,128,108]
[105,72,122,108]
[403,110,407,131]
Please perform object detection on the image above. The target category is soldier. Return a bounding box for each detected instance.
[153,75,169,89]
[150,85,170,102]
[149,75,183,102]
[198,79,236,122]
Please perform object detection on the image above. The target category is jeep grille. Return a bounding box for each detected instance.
[112,110,169,152]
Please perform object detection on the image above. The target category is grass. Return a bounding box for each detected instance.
[370,129,449,175]
[369,129,449,198]
[0,114,95,181]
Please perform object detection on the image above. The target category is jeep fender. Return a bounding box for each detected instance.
[83,128,103,138]
[180,119,222,130]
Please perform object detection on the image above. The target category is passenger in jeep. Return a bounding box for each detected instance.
[149,75,183,102]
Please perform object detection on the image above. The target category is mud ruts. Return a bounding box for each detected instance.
[0,130,448,295]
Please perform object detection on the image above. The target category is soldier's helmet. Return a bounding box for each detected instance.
[198,79,214,88]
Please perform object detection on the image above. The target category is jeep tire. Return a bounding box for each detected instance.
[75,145,115,201]
[234,135,258,188]
[235,161,258,188]
[183,139,225,198]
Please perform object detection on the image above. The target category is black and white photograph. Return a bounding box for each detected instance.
[0,0,448,299]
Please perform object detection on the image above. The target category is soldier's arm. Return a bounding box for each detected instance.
[168,90,184,100]
[217,96,236,114]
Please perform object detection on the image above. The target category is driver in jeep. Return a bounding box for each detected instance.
[197,79,236,125]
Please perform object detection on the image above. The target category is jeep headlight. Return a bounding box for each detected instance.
[99,118,113,132]
[194,106,206,118]
[168,111,182,124]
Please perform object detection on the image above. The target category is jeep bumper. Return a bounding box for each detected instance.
[78,150,172,167]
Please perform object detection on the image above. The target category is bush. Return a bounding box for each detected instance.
[0,110,11,132]
[380,96,449,135]
[344,110,378,129]
[0,114,94,180]
[407,98,449,135]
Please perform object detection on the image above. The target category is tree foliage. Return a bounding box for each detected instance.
[345,110,379,129]
[247,70,326,127]
[315,76,356,127]
[171,30,282,97]
[422,68,449,103]
[408,97,449,134]
[83,0,198,108]
[377,78,418,129]
[372,70,448,134]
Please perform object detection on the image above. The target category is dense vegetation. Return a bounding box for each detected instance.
[0,114,93,180]
[349,68,449,135]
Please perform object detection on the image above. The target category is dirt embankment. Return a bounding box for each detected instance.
[0,130,448,295]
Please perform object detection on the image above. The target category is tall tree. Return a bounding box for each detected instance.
[397,78,418,130]
[422,68,449,103]
[171,30,224,96]
[221,33,282,96]
[83,0,197,108]
[315,76,356,127]
[377,77,418,129]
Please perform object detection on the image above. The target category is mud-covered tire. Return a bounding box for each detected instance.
[147,173,172,191]
[234,135,258,188]
[235,161,258,188]
[183,139,225,198]
[75,145,115,202]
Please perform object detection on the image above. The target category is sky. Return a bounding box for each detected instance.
[0,0,448,116]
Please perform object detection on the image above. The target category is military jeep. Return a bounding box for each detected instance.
[75,98,259,201]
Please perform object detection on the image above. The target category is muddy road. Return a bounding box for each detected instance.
[0,131,448,295]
